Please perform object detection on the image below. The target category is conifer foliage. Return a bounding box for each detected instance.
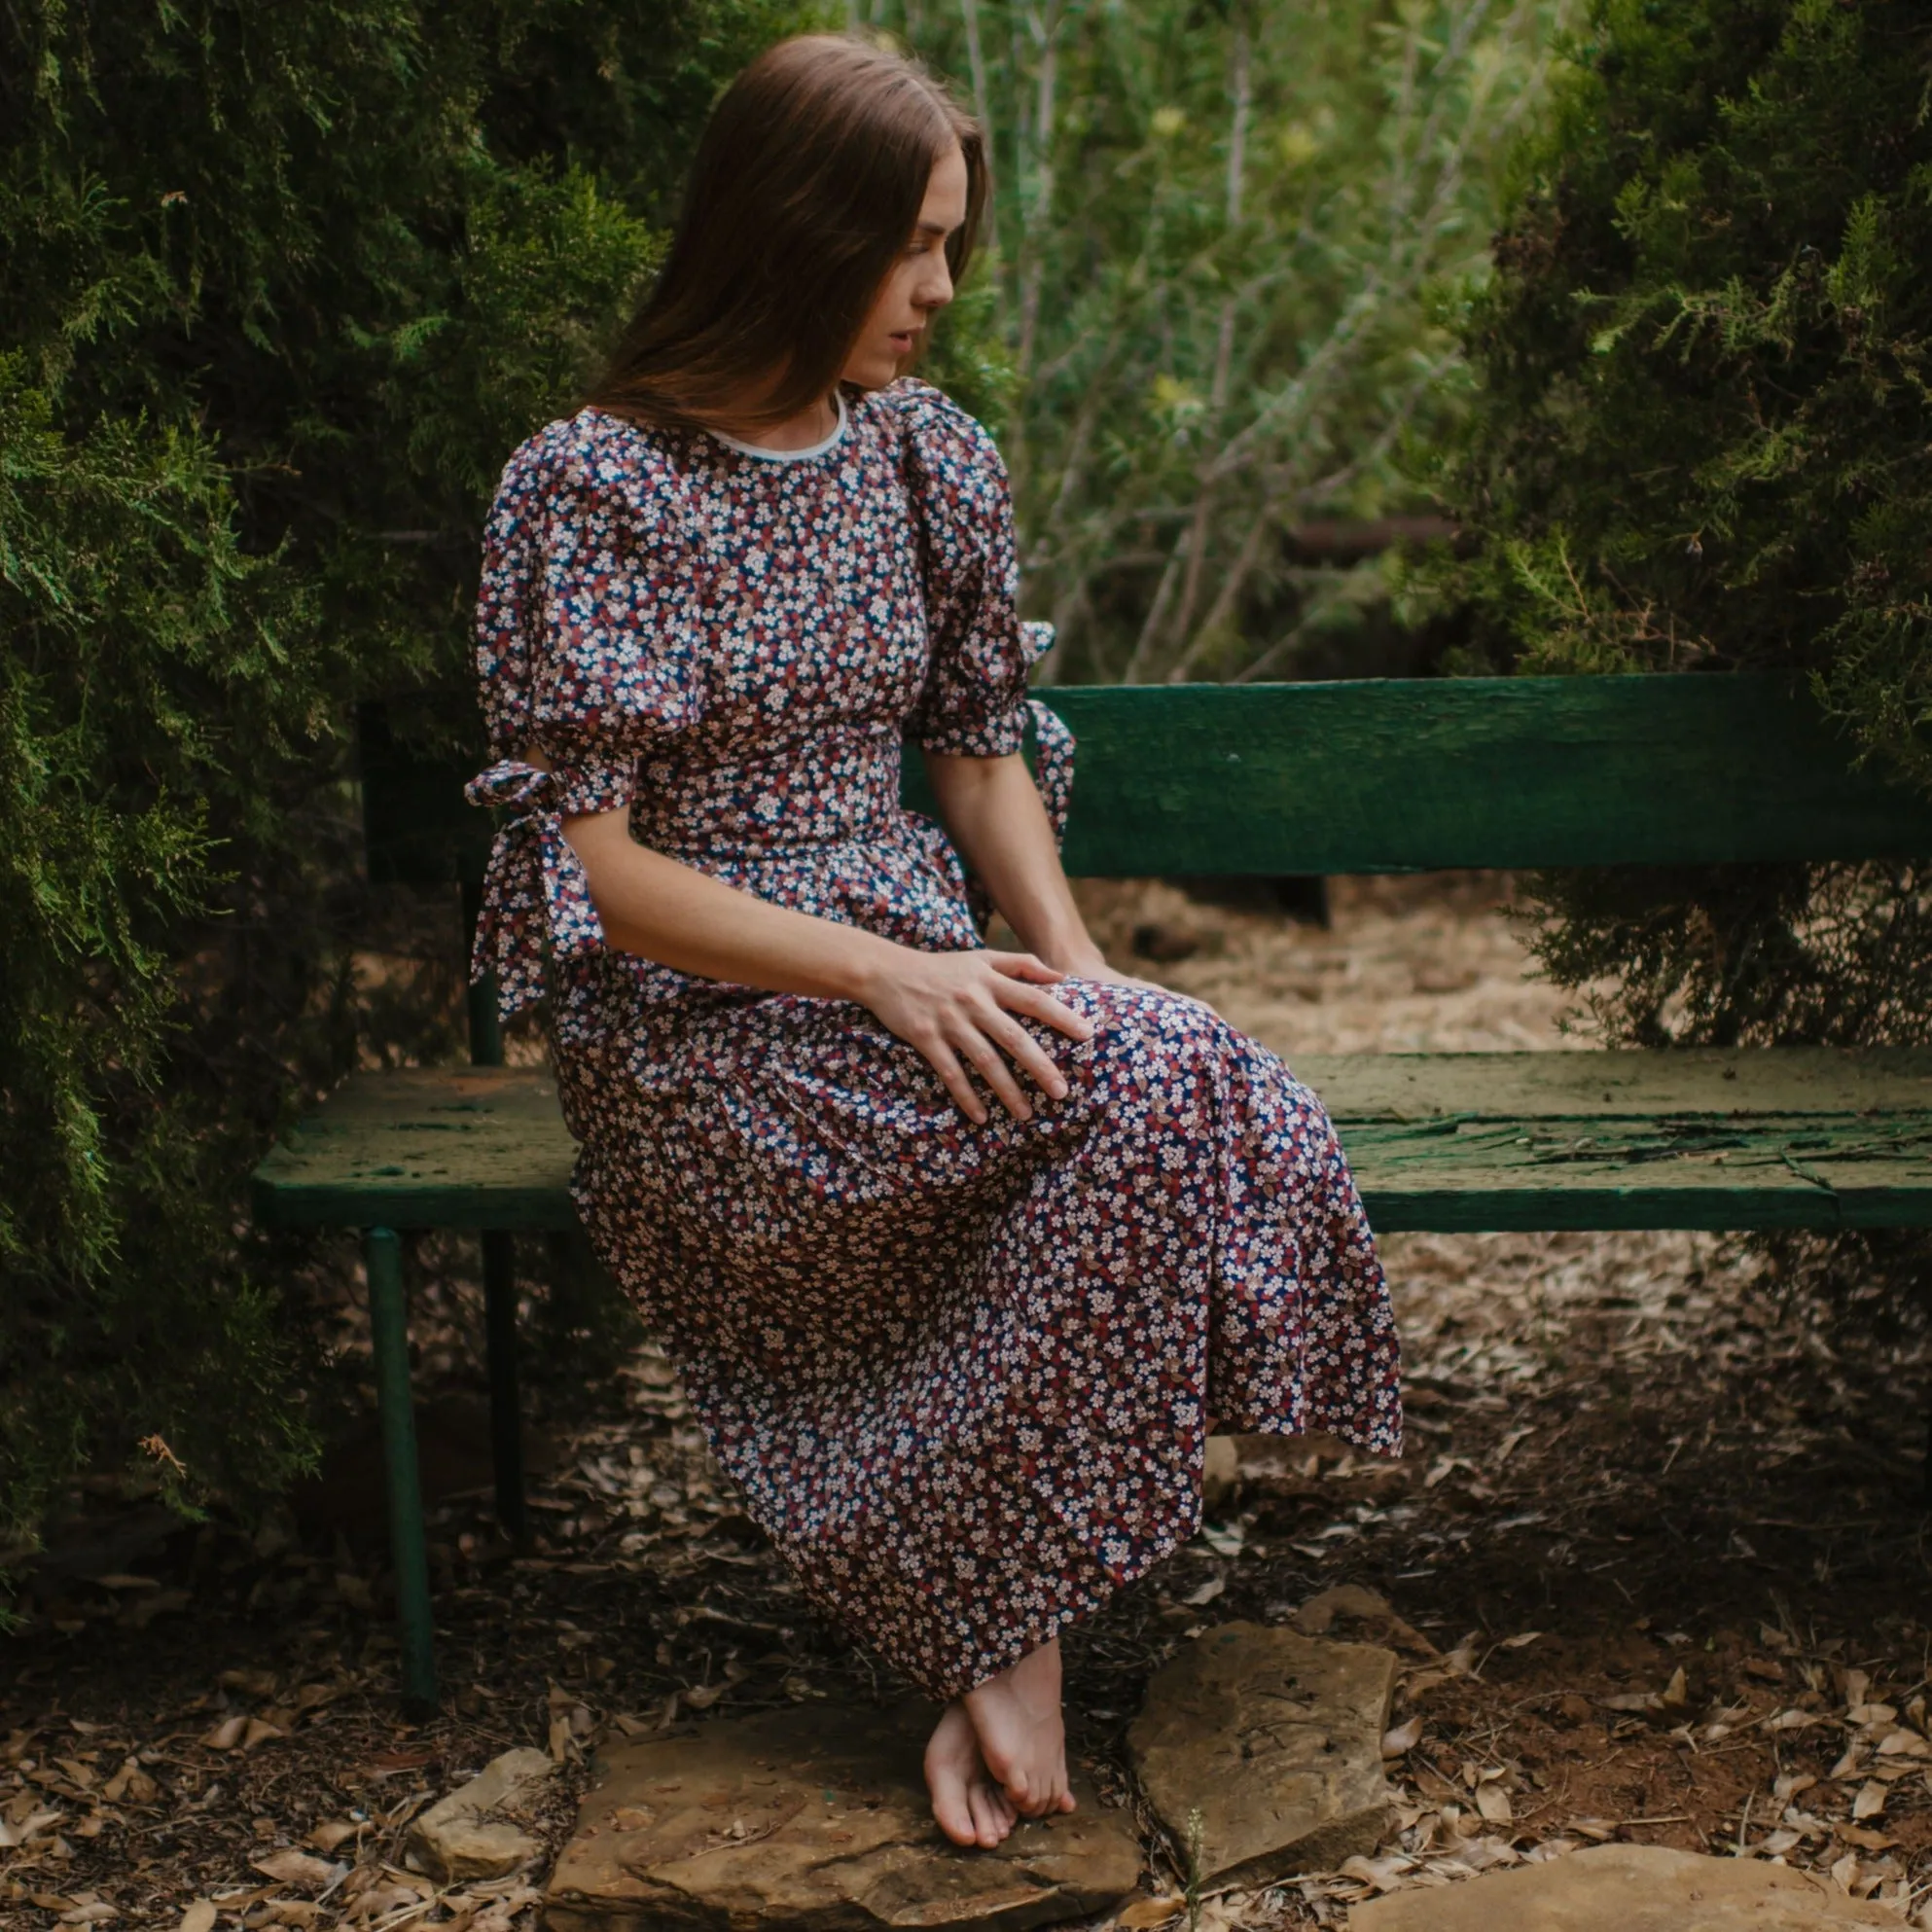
[0,0,798,1553]
[1428,0,1932,1055]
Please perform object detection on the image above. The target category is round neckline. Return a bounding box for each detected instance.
[707,392,849,463]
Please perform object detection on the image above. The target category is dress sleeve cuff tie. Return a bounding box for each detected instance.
[464,759,609,1017]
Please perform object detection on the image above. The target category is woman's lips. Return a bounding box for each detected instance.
[889,330,917,352]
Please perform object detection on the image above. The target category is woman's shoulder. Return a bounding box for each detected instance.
[491,408,686,529]
[860,377,1006,483]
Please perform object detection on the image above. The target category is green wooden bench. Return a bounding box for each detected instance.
[256,674,1932,1708]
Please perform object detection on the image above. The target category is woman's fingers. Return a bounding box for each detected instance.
[979,1009,1070,1102]
[984,950,1065,984]
[919,1033,988,1126]
[992,974,1093,1043]
[874,949,1102,1124]
[950,1021,1034,1121]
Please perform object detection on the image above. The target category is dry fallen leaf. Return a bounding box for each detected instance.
[1852,1781,1886,1821]
[1662,1665,1689,1709]
[334,1573,376,1613]
[1600,1692,1663,1714]
[1499,1630,1542,1650]
[1339,1853,1416,1892]
[1474,1781,1514,1826]
[1181,1578,1226,1608]
[251,1849,342,1892]
[179,1905,218,1932]
[1878,1728,1932,1759]
[1106,1898,1185,1930]
[1381,1716,1424,1759]
[239,1717,286,1751]
[305,1819,358,1853]
[100,1758,159,1807]
[199,1716,247,1752]
[1837,1823,1896,1852]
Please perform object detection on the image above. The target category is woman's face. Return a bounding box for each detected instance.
[841,143,968,390]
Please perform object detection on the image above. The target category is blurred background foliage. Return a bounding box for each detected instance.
[873,0,1573,684]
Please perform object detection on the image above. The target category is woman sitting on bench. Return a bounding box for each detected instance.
[466,32,1401,1852]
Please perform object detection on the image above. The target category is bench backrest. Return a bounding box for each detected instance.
[363,674,1932,888]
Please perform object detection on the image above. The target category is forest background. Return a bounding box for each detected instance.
[4,0,1929,1569]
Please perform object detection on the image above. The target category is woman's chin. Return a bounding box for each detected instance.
[843,352,910,391]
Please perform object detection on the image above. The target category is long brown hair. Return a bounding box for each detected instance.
[588,35,986,434]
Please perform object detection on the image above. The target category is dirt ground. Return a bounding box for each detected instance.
[6,874,1931,1930]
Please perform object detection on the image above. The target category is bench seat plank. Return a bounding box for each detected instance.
[255,1067,579,1233]
[252,1054,1932,1236]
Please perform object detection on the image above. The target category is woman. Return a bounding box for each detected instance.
[468,34,1400,1853]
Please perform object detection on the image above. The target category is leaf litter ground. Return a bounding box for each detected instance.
[5,874,1931,1930]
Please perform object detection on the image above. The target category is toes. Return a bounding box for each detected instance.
[925,1735,981,1847]
[966,1780,1010,1847]
[930,1785,979,1848]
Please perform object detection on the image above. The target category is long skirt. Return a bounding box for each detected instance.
[561,976,1401,1699]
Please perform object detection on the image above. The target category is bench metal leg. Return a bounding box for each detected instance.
[366,1226,437,1713]
[482,1230,526,1543]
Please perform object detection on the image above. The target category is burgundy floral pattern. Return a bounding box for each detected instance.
[470,378,1400,1698]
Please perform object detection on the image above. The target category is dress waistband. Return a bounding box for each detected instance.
[465,699,1077,1019]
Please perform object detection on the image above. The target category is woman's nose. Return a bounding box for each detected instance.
[918,256,954,311]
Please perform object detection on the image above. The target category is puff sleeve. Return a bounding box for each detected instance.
[466,417,706,1014]
[897,382,1074,837]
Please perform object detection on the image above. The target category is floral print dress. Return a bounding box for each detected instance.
[467,377,1400,1699]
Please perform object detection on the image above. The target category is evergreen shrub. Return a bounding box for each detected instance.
[0,0,809,1556]
[1420,0,1932,1315]
[1425,0,1932,1044]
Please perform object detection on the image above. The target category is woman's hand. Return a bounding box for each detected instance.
[855,947,1093,1125]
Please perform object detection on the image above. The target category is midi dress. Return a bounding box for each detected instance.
[466,377,1401,1699]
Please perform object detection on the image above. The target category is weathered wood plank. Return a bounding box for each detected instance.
[251,1056,1932,1235]
[1028,677,1932,877]
[366,675,1932,888]
[1289,1047,1932,1119]
[1343,1115,1932,1232]
[252,1067,578,1232]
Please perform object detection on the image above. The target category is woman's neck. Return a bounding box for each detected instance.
[709,391,841,453]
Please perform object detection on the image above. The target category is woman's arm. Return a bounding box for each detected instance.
[921,749,1110,976]
[561,806,1091,1125]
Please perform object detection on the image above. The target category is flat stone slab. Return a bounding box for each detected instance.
[1350,1844,1900,1930]
[545,1700,1140,1932]
[408,1746,555,1880]
[1128,1622,1397,1888]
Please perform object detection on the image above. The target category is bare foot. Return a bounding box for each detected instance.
[962,1638,1078,1819]
[925,1699,1019,1847]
